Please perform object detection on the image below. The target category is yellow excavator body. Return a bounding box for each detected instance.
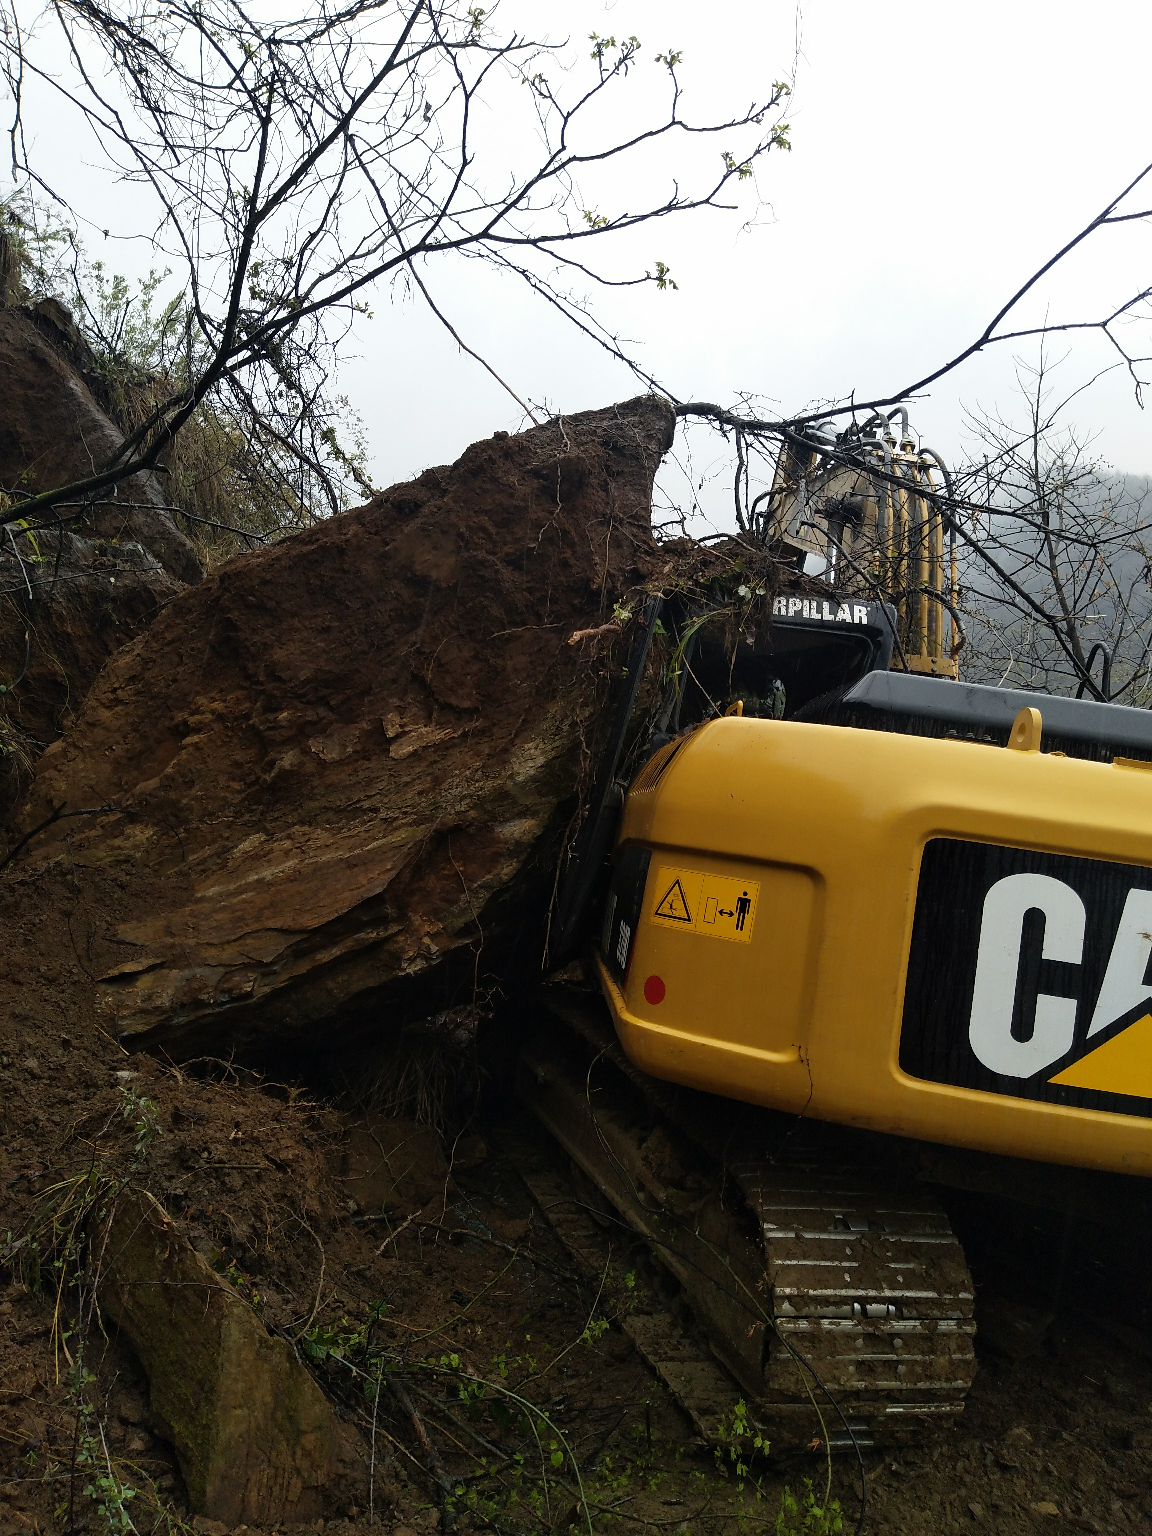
[528,419,1152,1436]
[594,714,1152,1178]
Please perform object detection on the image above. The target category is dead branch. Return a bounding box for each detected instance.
[0,0,791,522]
[389,1374,459,1530]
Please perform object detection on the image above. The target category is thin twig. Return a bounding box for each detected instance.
[390,1375,458,1531]
[290,1216,326,1340]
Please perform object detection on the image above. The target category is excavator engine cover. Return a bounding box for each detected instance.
[596,712,1152,1178]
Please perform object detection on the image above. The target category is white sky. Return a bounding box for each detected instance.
[9,0,1152,530]
[338,0,1152,528]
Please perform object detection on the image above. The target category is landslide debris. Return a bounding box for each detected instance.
[104,1190,367,1525]
[0,387,1151,1532]
[3,874,1152,1536]
[19,396,675,1060]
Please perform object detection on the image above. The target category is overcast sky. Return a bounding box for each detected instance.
[10,0,1152,531]
[333,0,1152,528]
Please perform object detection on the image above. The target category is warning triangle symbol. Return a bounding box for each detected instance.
[655,878,693,923]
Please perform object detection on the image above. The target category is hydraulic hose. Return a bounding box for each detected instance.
[1076,642,1113,702]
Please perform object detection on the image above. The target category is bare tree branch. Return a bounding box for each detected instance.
[0,0,792,523]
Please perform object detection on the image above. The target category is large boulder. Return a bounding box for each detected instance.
[19,397,674,1057]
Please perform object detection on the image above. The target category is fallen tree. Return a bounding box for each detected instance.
[18,396,675,1058]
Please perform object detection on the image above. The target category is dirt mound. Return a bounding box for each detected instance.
[19,396,674,1058]
[0,863,697,1535]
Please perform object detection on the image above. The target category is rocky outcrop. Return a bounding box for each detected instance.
[102,1189,367,1523]
[0,532,183,819]
[0,306,203,821]
[20,397,674,1056]
[0,309,202,585]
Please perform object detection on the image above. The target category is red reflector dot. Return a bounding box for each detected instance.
[644,975,666,1005]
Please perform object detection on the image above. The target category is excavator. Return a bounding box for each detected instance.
[515,411,1152,1449]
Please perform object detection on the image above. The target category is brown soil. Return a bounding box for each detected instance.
[2,861,1152,1536]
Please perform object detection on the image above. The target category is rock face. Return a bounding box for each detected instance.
[0,307,202,825]
[0,309,202,585]
[21,397,674,1056]
[102,1189,366,1523]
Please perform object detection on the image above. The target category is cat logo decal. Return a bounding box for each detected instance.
[901,840,1152,1114]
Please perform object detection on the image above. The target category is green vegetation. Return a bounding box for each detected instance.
[295,1290,849,1534]
[716,1400,843,1536]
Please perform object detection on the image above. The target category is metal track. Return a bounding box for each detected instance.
[517,989,976,1442]
[500,1128,745,1443]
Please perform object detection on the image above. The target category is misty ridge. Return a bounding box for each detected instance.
[960,469,1152,702]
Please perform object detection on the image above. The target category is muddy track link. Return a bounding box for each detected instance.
[517,989,976,1442]
[499,1126,745,1443]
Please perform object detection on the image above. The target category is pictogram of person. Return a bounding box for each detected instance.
[735,891,751,931]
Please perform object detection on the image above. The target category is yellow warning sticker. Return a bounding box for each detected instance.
[649,866,759,944]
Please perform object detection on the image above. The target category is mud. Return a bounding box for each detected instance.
[1,860,1151,1536]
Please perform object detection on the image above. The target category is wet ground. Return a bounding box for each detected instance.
[2,889,1151,1536]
